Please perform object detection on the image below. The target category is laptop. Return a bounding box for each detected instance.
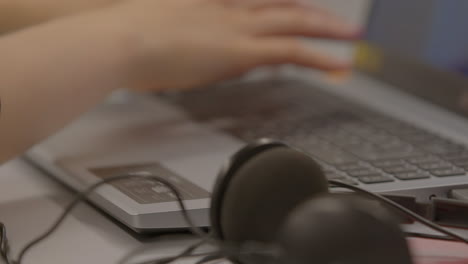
[26,0,468,232]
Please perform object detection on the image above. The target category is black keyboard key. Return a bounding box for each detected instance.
[420,141,465,155]
[371,119,413,132]
[372,159,405,168]
[379,141,414,152]
[401,132,437,143]
[318,131,363,146]
[430,168,466,177]
[418,162,453,171]
[358,175,394,184]
[312,153,359,165]
[347,149,380,161]
[306,145,359,165]
[347,169,380,177]
[342,124,379,137]
[441,152,468,161]
[406,155,440,165]
[337,163,367,172]
[348,149,418,161]
[366,133,397,144]
[394,172,430,180]
[448,158,468,167]
[383,165,417,174]
[373,150,422,161]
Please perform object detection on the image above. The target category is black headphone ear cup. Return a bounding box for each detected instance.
[211,141,328,245]
[278,194,413,264]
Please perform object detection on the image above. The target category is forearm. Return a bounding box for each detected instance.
[0,0,119,34]
[0,10,138,163]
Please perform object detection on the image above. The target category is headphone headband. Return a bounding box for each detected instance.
[210,139,288,239]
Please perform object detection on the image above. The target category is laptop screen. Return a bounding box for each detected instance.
[355,0,468,117]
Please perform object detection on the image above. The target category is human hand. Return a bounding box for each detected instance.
[100,0,359,91]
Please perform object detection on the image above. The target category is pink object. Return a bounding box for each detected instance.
[408,237,468,264]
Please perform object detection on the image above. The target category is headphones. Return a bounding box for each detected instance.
[210,139,412,264]
[2,139,467,264]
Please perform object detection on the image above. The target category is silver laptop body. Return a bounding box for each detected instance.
[26,0,468,232]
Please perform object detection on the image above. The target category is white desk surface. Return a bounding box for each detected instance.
[0,158,208,264]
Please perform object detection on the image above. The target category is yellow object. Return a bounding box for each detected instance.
[355,41,383,73]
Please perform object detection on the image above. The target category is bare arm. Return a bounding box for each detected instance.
[0,0,118,34]
[0,10,136,162]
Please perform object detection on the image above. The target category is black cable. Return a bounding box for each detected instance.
[4,173,209,264]
[329,179,468,244]
[0,223,14,264]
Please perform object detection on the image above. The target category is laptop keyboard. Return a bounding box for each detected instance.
[164,79,468,185]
